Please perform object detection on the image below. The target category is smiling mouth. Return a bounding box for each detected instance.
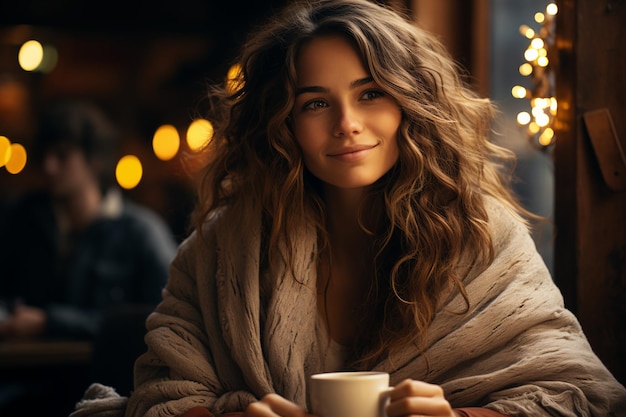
[328,144,377,157]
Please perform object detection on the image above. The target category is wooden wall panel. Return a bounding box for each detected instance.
[408,0,490,96]
[555,0,626,385]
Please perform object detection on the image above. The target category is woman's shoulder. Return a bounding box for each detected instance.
[175,204,247,256]
[170,203,262,291]
[176,213,221,255]
[482,195,532,247]
[483,195,528,229]
[484,197,536,260]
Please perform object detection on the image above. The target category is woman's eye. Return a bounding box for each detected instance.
[361,90,385,100]
[303,100,328,111]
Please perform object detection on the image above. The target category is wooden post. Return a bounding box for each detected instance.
[554,0,626,385]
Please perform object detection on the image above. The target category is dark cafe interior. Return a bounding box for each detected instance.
[0,0,624,416]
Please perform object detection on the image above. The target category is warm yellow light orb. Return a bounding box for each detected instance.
[519,63,533,76]
[538,128,555,146]
[511,85,527,99]
[531,38,544,49]
[546,3,558,16]
[18,40,44,72]
[519,25,535,39]
[528,122,541,134]
[550,98,558,114]
[152,124,180,161]
[0,136,11,167]
[5,142,27,174]
[524,48,539,62]
[532,98,549,109]
[226,63,244,94]
[116,155,143,189]
[534,12,545,23]
[186,119,214,152]
[536,113,550,127]
[517,112,531,125]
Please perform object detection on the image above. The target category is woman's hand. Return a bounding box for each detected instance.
[242,380,456,417]
[386,379,456,417]
[244,393,312,417]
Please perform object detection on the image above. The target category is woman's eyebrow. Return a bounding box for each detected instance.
[351,76,374,88]
[295,76,375,97]
[295,85,328,96]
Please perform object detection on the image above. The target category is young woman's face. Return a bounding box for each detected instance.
[292,35,401,190]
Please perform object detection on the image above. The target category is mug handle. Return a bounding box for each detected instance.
[379,386,394,417]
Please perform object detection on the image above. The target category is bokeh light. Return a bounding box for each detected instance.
[186,118,213,152]
[519,63,533,76]
[5,142,27,174]
[39,45,58,73]
[226,63,244,94]
[538,128,555,147]
[153,124,180,161]
[531,38,544,49]
[517,112,531,125]
[524,48,539,62]
[18,40,44,72]
[115,155,143,189]
[511,85,527,99]
[546,3,558,16]
[519,25,535,39]
[0,136,11,167]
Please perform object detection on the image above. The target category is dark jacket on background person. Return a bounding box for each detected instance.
[0,187,177,339]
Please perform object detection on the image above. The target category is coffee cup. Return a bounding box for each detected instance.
[309,371,391,417]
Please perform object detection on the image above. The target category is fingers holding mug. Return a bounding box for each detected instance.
[386,379,455,417]
[244,393,310,417]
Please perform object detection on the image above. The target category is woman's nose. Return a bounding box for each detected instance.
[332,104,363,137]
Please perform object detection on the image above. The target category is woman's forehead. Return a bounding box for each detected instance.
[295,36,368,84]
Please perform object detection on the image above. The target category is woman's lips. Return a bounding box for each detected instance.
[328,144,377,161]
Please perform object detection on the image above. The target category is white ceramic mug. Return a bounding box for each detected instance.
[309,371,392,417]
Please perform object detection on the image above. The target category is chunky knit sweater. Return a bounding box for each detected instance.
[72,198,626,417]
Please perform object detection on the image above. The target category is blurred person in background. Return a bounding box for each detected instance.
[0,99,178,416]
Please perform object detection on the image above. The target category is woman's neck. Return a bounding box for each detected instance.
[318,186,374,345]
[324,186,368,244]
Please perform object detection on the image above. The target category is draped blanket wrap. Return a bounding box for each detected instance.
[71,198,626,417]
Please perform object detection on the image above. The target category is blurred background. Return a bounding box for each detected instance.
[0,0,292,242]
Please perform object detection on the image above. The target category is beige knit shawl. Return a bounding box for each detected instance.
[71,198,626,417]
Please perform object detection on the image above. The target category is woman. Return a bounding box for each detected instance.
[71,1,626,416]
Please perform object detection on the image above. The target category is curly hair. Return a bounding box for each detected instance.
[191,0,529,369]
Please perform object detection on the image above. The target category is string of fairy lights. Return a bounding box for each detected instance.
[512,2,558,149]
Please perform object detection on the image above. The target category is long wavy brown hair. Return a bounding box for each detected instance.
[190,0,531,370]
